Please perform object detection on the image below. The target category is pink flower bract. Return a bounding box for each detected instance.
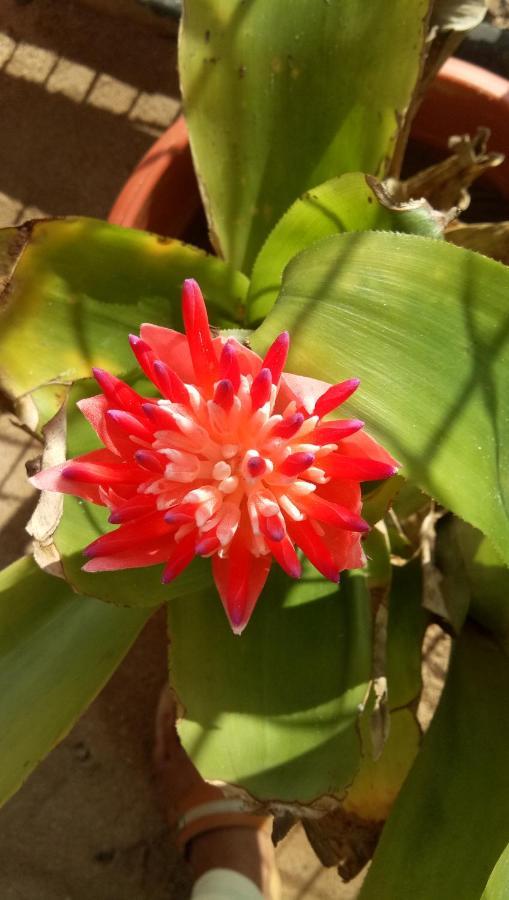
[32,279,398,634]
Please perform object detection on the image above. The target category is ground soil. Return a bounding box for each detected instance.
[0,2,363,896]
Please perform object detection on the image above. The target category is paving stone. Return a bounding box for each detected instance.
[128,91,179,128]
[0,32,16,68]
[46,57,96,102]
[6,41,56,83]
[87,73,138,115]
[0,191,22,228]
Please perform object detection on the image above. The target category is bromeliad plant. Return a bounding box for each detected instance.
[1,1,509,898]
[31,279,397,635]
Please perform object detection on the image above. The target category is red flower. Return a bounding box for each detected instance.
[32,280,398,634]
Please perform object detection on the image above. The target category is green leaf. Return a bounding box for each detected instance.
[438,517,509,650]
[344,561,427,821]
[180,0,430,273]
[55,495,213,608]
[168,566,372,804]
[481,843,509,900]
[385,561,428,713]
[0,556,149,807]
[362,476,406,527]
[252,232,509,566]
[359,624,509,900]
[345,708,420,822]
[0,218,248,423]
[247,174,443,324]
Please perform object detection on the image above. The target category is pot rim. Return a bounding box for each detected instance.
[109,57,509,232]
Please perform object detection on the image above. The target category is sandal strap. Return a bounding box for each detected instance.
[178,797,249,830]
[177,798,269,852]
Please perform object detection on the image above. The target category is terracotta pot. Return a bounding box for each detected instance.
[108,115,199,238]
[412,58,509,199]
[109,57,509,237]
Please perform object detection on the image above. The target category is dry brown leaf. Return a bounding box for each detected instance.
[446,220,509,262]
[26,400,68,577]
[488,0,509,26]
[389,1,487,176]
[431,0,487,30]
[390,127,504,213]
[367,176,451,230]
[303,807,382,881]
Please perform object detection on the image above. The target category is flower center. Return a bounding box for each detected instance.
[142,372,330,558]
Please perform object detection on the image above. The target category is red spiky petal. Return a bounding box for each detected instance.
[31,280,399,635]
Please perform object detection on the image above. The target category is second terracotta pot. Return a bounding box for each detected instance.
[109,58,509,239]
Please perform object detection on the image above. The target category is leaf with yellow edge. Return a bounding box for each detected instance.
[0,218,248,424]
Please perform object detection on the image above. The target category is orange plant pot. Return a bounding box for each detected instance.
[109,58,509,237]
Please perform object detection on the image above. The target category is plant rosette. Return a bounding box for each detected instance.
[31,279,398,635]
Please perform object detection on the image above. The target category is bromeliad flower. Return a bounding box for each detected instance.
[32,280,398,634]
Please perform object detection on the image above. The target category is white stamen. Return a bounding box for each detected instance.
[257,414,283,443]
[213,461,231,480]
[183,486,217,505]
[222,444,238,459]
[256,494,279,518]
[154,431,196,453]
[226,396,242,430]
[156,493,181,510]
[290,480,317,496]
[142,478,168,495]
[216,504,241,546]
[315,443,338,455]
[175,522,195,542]
[293,415,319,439]
[164,465,199,483]
[279,493,305,521]
[98,486,113,507]
[219,475,239,494]
[195,494,222,527]
[186,384,202,413]
[249,407,270,434]
[238,375,251,406]
[305,467,330,484]
[172,412,200,437]
[163,449,203,482]
[207,400,231,434]
[282,400,297,417]
[198,515,221,536]
[251,534,269,556]
[247,493,260,535]
[164,448,198,467]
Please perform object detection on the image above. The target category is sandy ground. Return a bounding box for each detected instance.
[0,2,362,897]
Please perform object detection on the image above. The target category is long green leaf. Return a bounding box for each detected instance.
[247,174,442,324]
[359,624,509,900]
[0,557,149,806]
[385,561,428,713]
[168,566,372,804]
[0,218,248,423]
[180,0,431,273]
[344,561,427,821]
[252,232,509,566]
[481,843,509,900]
